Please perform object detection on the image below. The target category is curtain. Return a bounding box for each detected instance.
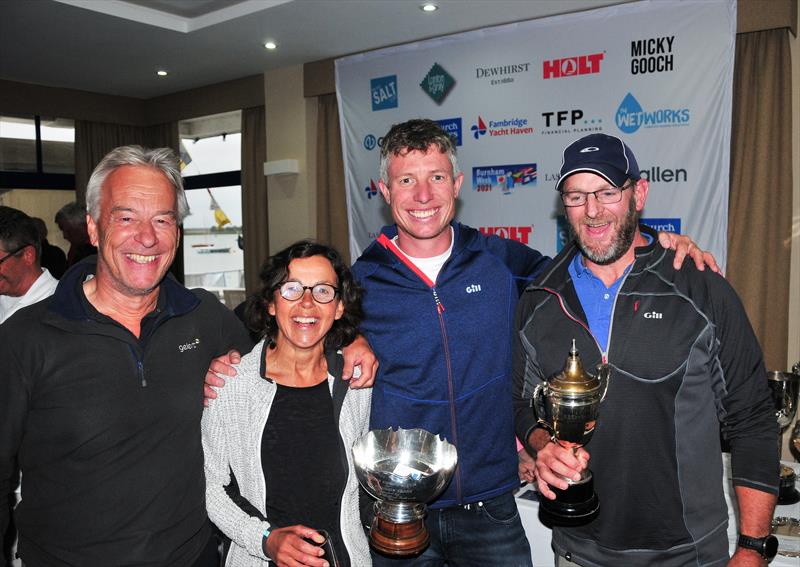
[241,106,269,295]
[315,94,350,265]
[74,120,181,278]
[727,28,793,371]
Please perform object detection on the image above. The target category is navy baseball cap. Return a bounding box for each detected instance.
[556,134,640,191]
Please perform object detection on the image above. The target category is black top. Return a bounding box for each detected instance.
[262,379,349,566]
[40,239,67,279]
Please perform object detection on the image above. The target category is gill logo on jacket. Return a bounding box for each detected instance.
[465,284,482,294]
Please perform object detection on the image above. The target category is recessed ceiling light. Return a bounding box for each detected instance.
[156,70,168,77]
[264,41,277,50]
[421,3,438,12]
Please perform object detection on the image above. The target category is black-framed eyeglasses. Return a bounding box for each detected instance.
[278,281,339,304]
[0,244,29,267]
[560,182,634,207]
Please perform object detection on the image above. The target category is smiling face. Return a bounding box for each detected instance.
[87,165,179,300]
[563,172,648,267]
[268,255,344,353]
[379,145,463,258]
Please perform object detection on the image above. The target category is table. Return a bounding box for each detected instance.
[514,456,800,567]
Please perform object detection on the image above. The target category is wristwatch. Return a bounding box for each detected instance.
[737,533,778,562]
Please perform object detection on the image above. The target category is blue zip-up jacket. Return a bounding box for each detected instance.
[352,222,549,507]
[0,258,253,566]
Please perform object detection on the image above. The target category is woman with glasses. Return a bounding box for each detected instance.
[202,240,371,567]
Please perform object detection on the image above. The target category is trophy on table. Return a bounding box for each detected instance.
[767,362,800,504]
[352,427,457,556]
[532,340,611,526]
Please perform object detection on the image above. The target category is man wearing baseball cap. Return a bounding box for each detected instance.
[513,134,779,566]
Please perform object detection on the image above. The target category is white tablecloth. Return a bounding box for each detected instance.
[514,456,800,567]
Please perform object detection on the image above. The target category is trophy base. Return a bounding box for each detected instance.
[539,471,600,528]
[778,466,800,505]
[370,516,429,557]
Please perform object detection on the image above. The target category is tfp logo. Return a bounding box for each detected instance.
[364,179,379,199]
[475,62,531,86]
[479,226,534,245]
[540,109,603,136]
[543,52,604,79]
[437,117,462,146]
[641,218,681,233]
[371,75,397,111]
[470,115,534,140]
[420,63,455,104]
[631,36,675,75]
[615,93,689,134]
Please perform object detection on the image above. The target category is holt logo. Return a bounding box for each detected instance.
[543,52,604,79]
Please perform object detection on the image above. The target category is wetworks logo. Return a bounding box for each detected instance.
[364,179,379,199]
[420,63,455,104]
[470,116,534,140]
[615,92,689,134]
[543,52,604,79]
[371,75,397,111]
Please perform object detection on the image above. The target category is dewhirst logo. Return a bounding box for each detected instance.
[615,92,689,134]
[475,62,531,86]
[178,338,200,353]
[371,75,398,111]
[540,109,603,136]
[420,63,455,104]
[364,179,379,199]
[479,225,534,244]
[470,115,534,140]
[472,164,537,194]
[631,36,675,75]
[436,117,462,146]
[543,52,604,79]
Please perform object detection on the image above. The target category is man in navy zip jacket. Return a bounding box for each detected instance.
[0,146,253,566]
[513,134,778,567]
[353,120,715,566]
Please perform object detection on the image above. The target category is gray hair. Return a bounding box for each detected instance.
[54,201,87,228]
[85,145,190,222]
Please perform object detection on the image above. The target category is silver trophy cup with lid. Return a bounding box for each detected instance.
[352,427,457,556]
[532,340,611,526]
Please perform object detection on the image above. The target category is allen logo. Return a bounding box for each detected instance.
[465,284,482,294]
[643,311,663,319]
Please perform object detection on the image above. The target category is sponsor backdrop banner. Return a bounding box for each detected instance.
[336,0,735,269]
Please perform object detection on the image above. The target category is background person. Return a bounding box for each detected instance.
[203,241,371,567]
[54,200,96,267]
[513,133,778,567]
[30,217,67,279]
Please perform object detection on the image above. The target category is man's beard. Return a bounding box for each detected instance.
[568,197,639,265]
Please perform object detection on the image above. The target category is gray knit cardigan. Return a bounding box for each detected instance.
[201,341,372,566]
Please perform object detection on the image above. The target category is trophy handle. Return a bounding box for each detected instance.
[532,383,555,436]
[596,364,612,402]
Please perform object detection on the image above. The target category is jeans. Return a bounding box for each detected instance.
[371,491,533,567]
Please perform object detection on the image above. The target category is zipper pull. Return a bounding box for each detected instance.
[138,360,147,387]
[432,288,445,313]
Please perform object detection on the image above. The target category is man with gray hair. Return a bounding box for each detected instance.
[54,201,96,267]
[0,146,252,566]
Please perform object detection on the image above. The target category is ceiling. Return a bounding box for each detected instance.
[0,0,629,100]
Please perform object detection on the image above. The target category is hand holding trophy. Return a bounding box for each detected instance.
[532,340,610,526]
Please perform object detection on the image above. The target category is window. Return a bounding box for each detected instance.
[0,116,75,174]
[179,111,243,308]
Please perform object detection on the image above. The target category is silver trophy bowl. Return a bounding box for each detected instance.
[352,428,457,555]
[767,370,800,430]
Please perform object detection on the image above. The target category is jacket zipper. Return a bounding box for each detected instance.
[377,234,462,502]
[128,344,147,387]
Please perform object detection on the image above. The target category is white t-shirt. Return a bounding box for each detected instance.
[392,228,455,283]
[0,268,58,324]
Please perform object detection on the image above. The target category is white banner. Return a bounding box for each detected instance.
[336,0,735,270]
